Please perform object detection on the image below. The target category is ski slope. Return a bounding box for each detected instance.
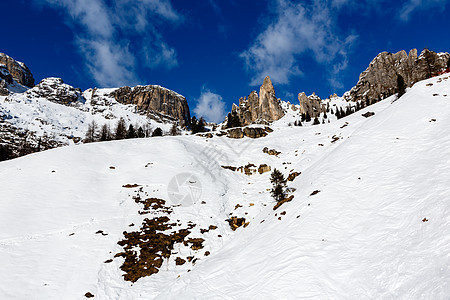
[1,74,450,299]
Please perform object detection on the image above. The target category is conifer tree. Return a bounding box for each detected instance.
[313,117,320,125]
[127,124,136,139]
[152,127,163,136]
[305,111,311,122]
[136,126,145,138]
[99,124,112,141]
[270,169,287,202]
[397,74,406,98]
[84,120,98,143]
[115,118,127,140]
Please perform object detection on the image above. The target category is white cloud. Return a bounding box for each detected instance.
[77,38,137,87]
[193,88,226,124]
[399,0,449,21]
[35,0,181,87]
[240,0,357,87]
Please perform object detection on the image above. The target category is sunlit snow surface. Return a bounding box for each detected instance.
[1,75,450,299]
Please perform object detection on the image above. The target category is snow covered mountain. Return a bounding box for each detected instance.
[0,53,190,160]
[1,72,449,299]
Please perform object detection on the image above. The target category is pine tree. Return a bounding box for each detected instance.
[301,113,306,122]
[152,127,163,136]
[447,57,450,70]
[115,118,127,140]
[99,124,112,141]
[191,116,207,134]
[0,144,13,162]
[270,169,287,202]
[226,111,241,129]
[305,111,311,122]
[84,120,98,143]
[127,124,136,139]
[313,117,320,125]
[136,127,145,138]
[323,111,327,119]
[397,74,406,98]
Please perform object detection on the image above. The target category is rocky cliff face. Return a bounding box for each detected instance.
[111,85,191,127]
[231,76,284,126]
[345,49,450,102]
[0,53,35,87]
[298,92,326,119]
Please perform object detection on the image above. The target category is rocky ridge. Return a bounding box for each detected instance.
[344,48,450,102]
[0,53,192,160]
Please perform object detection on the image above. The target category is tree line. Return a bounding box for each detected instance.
[84,117,180,143]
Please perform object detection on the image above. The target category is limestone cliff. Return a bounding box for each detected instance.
[345,49,450,102]
[231,76,284,126]
[0,53,35,87]
[110,85,191,127]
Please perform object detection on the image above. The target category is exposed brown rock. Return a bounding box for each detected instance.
[227,128,244,139]
[287,171,301,181]
[345,49,450,102]
[243,127,267,138]
[298,92,326,119]
[231,76,284,126]
[258,164,271,174]
[263,147,280,156]
[273,195,294,210]
[111,85,191,127]
[0,53,35,87]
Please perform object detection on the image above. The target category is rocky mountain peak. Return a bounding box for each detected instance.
[26,77,85,105]
[0,53,35,87]
[230,76,284,126]
[260,76,275,96]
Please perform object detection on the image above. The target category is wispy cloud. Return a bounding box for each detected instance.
[193,88,226,123]
[399,0,449,21]
[240,0,357,88]
[35,0,181,87]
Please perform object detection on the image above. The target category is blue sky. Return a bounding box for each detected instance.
[2,0,450,122]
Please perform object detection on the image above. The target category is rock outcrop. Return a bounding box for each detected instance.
[345,49,450,102]
[0,65,12,96]
[231,76,284,126]
[298,92,326,119]
[226,126,271,139]
[0,53,35,87]
[111,85,191,127]
[26,77,85,105]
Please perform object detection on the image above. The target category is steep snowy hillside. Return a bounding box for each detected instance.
[1,74,449,299]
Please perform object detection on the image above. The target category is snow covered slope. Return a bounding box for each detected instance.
[1,74,450,299]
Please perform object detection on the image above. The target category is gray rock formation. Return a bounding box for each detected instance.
[0,53,35,87]
[345,49,450,102]
[111,85,191,127]
[298,92,326,119]
[231,76,284,126]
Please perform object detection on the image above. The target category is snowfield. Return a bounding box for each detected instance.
[1,74,450,299]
